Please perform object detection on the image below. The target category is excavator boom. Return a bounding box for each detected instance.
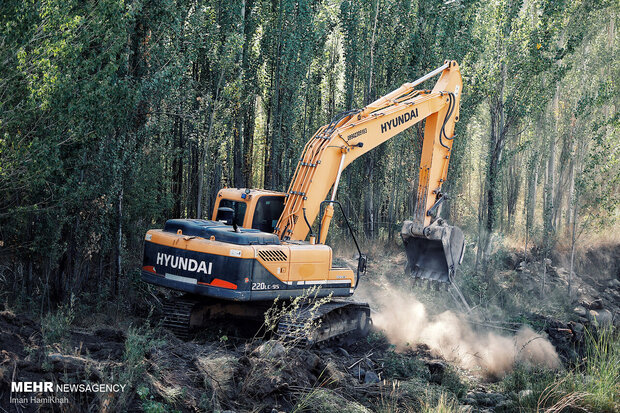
[275,60,465,283]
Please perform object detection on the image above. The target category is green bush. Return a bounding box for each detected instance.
[501,326,619,412]
[501,363,557,410]
[41,294,76,348]
[121,325,164,386]
[440,366,469,399]
[382,351,430,380]
[138,386,173,413]
[557,326,619,412]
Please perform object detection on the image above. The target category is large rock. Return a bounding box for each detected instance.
[569,322,585,343]
[324,360,347,385]
[337,347,350,357]
[587,298,604,310]
[301,351,320,370]
[351,365,366,380]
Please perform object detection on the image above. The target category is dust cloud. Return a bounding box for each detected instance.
[364,282,560,377]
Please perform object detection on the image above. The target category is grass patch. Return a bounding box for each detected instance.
[440,366,469,399]
[293,388,370,413]
[111,323,166,410]
[501,326,619,412]
[420,392,459,413]
[121,324,165,386]
[41,294,76,348]
[382,351,430,380]
[553,326,619,412]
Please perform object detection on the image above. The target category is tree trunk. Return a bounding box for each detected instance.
[243,97,256,188]
[114,187,123,297]
[543,122,556,248]
[233,0,248,188]
[197,70,224,218]
[568,196,579,299]
[483,62,506,266]
[266,0,283,189]
[364,155,375,239]
[365,0,380,104]
[172,114,184,218]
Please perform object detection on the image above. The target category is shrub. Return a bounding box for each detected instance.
[501,326,619,413]
[41,294,76,348]
[121,325,164,386]
[440,366,469,399]
[382,351,430,380]
[551,326,619,412]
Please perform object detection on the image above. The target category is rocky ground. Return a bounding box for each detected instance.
[0,242,618,412]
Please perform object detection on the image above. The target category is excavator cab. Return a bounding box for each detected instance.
[212,188,286,232]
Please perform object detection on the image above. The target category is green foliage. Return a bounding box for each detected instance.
[440,366,469,399]
[138,386,176,413]
[382,351,430,381]
[501,363,558,409]
[559,327,620,412]
[120,325,164,388]
[41,294,76,348]
[501,327,619,412]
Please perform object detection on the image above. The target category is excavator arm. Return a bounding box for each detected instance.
[275,61,465,283]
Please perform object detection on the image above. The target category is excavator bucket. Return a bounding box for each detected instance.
[401,219,465,284]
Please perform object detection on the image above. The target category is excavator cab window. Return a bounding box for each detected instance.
[216,199,247,226]
[252,196,285,233]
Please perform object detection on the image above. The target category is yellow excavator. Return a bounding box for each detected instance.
[142,61,465,342]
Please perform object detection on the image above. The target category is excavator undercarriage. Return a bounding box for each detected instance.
[161,294,370,345]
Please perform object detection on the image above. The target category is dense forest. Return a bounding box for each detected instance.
[0,0,618,308]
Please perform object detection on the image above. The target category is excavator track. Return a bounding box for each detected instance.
[161,295,371,345]
[161,297,200,339]
[277,299,371,346]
